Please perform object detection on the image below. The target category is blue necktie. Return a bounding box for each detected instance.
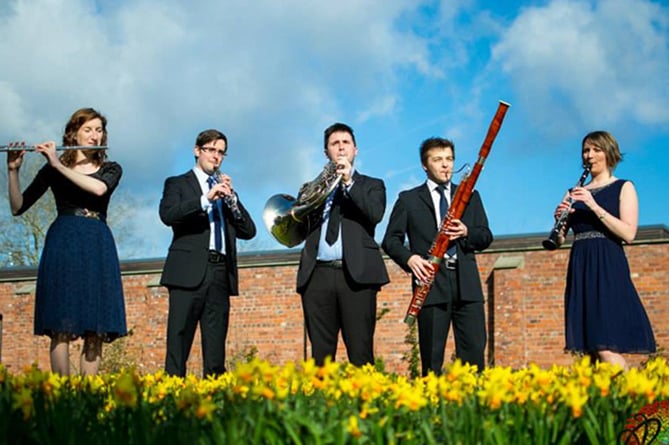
[437,184,457,257]
[207,176,223,252]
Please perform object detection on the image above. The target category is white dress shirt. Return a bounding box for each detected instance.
[193,167,226,254]
[426,178,456,260]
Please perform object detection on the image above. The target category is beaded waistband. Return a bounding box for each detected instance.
[574,231,607,241]
[59,207,106,222]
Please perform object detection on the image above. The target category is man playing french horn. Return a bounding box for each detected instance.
[296,122,389,367]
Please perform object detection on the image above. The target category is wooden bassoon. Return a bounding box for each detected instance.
[404,100,511,324]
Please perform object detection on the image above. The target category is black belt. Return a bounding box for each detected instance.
[444,258,457,271]
[208,250,226,263]
[316,259,343,269]
[59,208,106,222]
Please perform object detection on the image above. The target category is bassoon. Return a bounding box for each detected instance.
[404,100,511,324]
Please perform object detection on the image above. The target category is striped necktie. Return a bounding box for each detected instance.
[437,184,457,257]
[207,176,223,252]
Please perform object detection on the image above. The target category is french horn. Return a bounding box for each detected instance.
[263,161,342,247]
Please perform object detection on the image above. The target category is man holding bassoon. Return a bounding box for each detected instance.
[382,137,493,376]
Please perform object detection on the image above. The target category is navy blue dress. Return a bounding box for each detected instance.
[564,179,655,354]
[16,161,127,342]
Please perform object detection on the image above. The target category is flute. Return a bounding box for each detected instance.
[0,145,108,152]
[541,165,591,250]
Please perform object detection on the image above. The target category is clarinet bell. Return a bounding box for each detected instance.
[542,230,560,250]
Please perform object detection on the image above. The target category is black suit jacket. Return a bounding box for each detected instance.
[382,182,492,304]
[296,171,390,293]
[159,170,256,295]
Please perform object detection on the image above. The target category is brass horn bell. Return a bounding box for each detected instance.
[263,161,342,248]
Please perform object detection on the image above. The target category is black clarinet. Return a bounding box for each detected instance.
[213,169,243,220]
[542,165,591,250]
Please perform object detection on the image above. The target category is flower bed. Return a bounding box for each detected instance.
[1,356,667,444]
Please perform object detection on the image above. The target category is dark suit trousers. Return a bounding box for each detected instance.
[301,263,377,366]
[165,261,230,377]
[417,269,486,376]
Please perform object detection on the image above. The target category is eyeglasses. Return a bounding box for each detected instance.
[199,146,227,157]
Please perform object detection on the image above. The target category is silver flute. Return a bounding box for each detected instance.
[213,169,243,220]
[0,145,108,152]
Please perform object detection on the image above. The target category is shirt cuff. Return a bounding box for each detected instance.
[201,195,211,211]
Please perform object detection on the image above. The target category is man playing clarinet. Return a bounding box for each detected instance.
[382,137,492,376]
[159,129,256,377]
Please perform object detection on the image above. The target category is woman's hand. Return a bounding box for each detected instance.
[34,141,60,167]
[6,142,27,171]
[569,186,597,209]
[553,199,572,220]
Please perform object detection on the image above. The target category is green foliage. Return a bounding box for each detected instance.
[376,307,390,322]
[99,329,140,374]
[0,155,55,266]
[228,345,260,369]
[0,357,665,445]
[644,346,669,365]
[402,321,421,379]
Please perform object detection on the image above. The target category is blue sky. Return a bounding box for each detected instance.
[1,0,668,259]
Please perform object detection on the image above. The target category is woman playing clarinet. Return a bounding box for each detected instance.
[555,131,655,370]
[6,107,127,376]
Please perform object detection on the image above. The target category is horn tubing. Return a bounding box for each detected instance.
[262,160,342,247]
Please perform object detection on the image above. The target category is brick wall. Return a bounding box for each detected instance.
[1,227,667,375]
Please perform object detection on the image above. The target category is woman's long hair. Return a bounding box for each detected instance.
[60,107,108,167]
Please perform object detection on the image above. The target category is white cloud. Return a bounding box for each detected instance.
[0,0,435,180]
[356,95,398,123]
[491,0,669,133]
[0,0,439,256]
[4,0,665,257]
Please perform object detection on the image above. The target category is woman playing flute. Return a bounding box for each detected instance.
[6,107,127,376]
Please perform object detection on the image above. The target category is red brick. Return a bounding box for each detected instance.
[0,230,666,374]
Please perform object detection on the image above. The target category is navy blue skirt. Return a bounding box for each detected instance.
[34,215,127,341]
[565,236,655,354]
